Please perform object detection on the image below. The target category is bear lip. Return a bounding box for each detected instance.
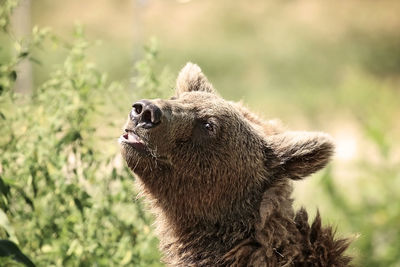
[119,130,147,152]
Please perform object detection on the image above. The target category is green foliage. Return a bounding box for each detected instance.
[316,72,400,266]
[0,0,18,32]
[0,240,35,267]
[0,5,163,267]
[320,149,400,266]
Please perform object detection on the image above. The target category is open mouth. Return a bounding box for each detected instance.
[119,130,147,152]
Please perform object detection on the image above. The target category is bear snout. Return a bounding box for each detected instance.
[131,99,162,129]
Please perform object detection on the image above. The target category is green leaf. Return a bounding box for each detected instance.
[0,177,10,197]
[9,70,17,82]
[0,240,35,267]
[18,52,29,59]
[0,209,17,244]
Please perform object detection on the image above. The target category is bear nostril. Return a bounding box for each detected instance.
[132,103,143,115]
[132,100,162,128]
[142,110,152,124]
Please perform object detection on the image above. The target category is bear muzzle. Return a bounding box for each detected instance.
[119,99,164,154]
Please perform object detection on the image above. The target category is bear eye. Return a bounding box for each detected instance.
[204,122,213,131]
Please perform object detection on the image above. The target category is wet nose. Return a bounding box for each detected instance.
[131,100,162,129]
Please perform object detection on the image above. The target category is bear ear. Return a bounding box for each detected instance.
[175,62,215,96]
[264,131,334,180]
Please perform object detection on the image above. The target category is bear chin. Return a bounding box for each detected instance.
[119,139,149,171]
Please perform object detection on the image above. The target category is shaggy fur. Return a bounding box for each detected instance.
[120,63,351,266]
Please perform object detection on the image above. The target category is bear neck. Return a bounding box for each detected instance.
[137,164,266,226]
[141,172,298,266]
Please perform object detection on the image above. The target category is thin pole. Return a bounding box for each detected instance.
[12,0,33,95]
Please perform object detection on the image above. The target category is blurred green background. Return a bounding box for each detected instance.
[1,0,399,266]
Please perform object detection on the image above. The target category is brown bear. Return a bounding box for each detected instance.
[120,63,351,266]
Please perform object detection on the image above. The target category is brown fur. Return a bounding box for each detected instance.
[120,63,351,266]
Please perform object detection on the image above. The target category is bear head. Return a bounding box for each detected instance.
[120,63,334,227]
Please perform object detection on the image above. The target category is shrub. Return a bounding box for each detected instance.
[0,2,163,266]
